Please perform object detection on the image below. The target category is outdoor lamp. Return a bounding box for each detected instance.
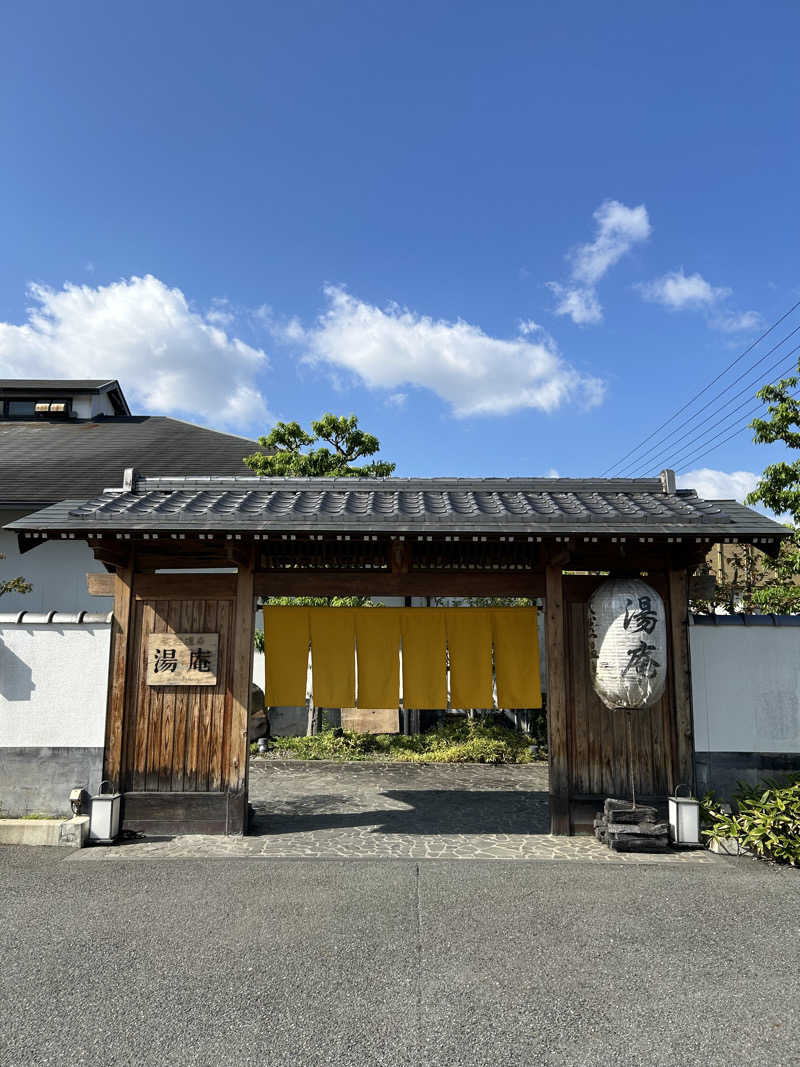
[89,781,122,844]
[668,784,700,845]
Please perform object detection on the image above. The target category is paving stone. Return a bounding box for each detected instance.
[73,759,715,864]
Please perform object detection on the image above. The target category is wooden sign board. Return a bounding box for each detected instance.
[146,633,219,686]
[340,708,400,734]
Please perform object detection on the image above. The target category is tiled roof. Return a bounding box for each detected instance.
[0,379,118,391]
[0,419,268,507]
[5,475,788,539]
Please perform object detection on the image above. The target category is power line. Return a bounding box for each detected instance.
[600,299,800,476]
[626,340,800,477]
[669,387,800,474]
[648,396,769,474]
[617,328,800,477]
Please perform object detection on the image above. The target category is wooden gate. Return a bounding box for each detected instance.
[104,570,255,835]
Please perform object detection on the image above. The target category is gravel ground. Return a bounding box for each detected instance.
[1,846,798,1067]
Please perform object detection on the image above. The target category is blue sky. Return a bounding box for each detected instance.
[2,2,799,499]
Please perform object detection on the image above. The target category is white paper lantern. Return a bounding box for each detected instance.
[588,578,667,710]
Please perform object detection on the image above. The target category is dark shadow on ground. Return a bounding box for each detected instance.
[249,789,550,836]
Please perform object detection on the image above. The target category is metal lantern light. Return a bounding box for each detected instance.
[668,784,700,845]
[89,781,121,844]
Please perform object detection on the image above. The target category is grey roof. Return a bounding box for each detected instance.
[0,379,119,392]
[0,418,268,508]
[5,475,788,539]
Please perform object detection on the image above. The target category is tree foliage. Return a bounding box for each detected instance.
[691,530,800,614]
[746,377,800,521]
[0,554,32,599]
[244,413,395,478]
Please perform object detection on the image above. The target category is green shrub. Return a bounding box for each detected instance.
[703,775,800,866]
[253,714,539,764]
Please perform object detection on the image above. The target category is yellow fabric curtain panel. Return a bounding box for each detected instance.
[263,606,310,707]
[355,609,401,710]
[262,606,541,710]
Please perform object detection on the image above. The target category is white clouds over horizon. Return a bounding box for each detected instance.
[638,268,761,334]
[676,467,759,502]
[548,200,651,325]
[0,276,270,429]
[289,285,606,417]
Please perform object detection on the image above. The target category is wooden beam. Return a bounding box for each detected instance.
[545,563,570,834]
[668,567,696,791]
[228,554,255,833]
[133,574,237,600]
[254,571,546,598]
[133,554,235,572]
[87,572,115,597]
[102,554,134,791]
[91,545,135,569]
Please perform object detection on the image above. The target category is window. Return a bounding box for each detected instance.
[6,399,38,416]
[1,398,72,418]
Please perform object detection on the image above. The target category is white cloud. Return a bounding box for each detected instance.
[638,268,761,334]
[549,199,651,325]
[638,269,728,310]
[546,283,603,326]
[710,309,763,334]
[570,200,652,286]
[297,285,605,417]
[0,275,270,429]
[677,468,759,502]
[385,392,407,408]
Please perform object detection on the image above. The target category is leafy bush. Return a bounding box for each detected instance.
[703,775,800,866]
[252,714,540,764]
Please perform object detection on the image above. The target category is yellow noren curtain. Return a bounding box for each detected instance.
[355,609,401,709]
[401,610,447,709]
[492,608,541,709]
[446,610,493,709]
[310,609,356,708]
[263,607,309,707]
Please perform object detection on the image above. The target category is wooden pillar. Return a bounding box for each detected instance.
[102,557,134,790]
[668,566,695,791]
[227,554,255,833]
[545,563,570,834]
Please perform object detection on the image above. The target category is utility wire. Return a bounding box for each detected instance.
[669,387,800,474]
[627,340,800,477]
[648,396,771,474]
[617,328,800,477]
[600,299,800,476]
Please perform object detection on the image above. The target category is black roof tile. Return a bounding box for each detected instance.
[5,474,788,539]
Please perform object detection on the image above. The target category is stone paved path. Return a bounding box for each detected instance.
[75,760,714,863]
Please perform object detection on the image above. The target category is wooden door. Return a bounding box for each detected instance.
[122,594,235,794]
[111,567,255,835]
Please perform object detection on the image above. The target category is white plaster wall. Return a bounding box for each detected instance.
[690,624,800,753]
[0,624,110,748]
[0,522,111,615]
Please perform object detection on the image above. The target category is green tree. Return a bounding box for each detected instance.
[690,533,800,615]
[689,376,800,614]
[0,554,32,598]
[749,528,800,613]
[244,413,395,478]
[746,377,800,520]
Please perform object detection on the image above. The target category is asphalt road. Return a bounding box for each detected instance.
[1,847,798,1067]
